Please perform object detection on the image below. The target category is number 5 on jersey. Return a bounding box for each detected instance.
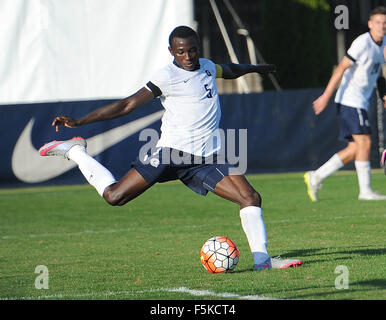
[204,84,212,98]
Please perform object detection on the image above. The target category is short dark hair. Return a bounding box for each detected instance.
[369,6,386,19]
[168,26,199,47]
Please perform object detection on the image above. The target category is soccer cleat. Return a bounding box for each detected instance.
[358,191,386,200]
[39,137,86,160]
[254,256,303,270]
[253,257,272,270]
[303,171,322,202]
[270,256,303,269]
[381,149,386,175]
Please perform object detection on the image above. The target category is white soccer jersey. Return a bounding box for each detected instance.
[146,58,221,156]
[335,32,386,110]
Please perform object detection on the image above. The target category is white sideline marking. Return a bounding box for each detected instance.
[163,287,280,300]
[0,287,280,300]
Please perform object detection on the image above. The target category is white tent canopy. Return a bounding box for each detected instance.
[0,0,194,104]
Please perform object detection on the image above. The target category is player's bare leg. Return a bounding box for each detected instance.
[337,141,357,164]
[103,169,151,206]
[352,134,386,200]
[304,143,355,202]
[213,174,261,208]
[39,137,151,204]
[214,174,302,270]
[352,134,371,161]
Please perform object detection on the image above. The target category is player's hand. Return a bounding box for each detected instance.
[52,115,78,132]
[255,64,276,74]
[383,96,386,108]
[312,95,329,115]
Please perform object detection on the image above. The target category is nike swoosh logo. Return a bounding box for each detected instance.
[11,110,164,183]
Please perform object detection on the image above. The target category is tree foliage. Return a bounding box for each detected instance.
[258,0,335,89]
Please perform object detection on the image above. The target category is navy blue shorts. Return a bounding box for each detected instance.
[131,147,235,195]
[337,104,371,142]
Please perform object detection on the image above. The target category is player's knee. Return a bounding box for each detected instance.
[347,148,356,161]
[240,190,262,207]
[103,188,126,206]
[354,136,371,150]
[348,143,357,154]
[359,139,371,150]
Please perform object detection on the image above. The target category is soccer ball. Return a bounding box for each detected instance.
[200,236,239,273]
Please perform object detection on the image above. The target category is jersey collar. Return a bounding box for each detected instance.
[368,31,383,46]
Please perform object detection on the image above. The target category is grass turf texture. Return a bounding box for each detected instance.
[0,170,385,300]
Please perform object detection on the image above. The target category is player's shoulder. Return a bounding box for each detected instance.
[199,58,225,78]
[199,58,220,76]
[351,32,371,46]
[347,33,371,58]
[149,62,174,84]
[199,58,214,64]
[157,62,175,75]
[199,58,216,68]
[353,32,385,47]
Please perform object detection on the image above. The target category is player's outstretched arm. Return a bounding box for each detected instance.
[219,63,276,80]
[52,87,154,132]
[312,57,352,115]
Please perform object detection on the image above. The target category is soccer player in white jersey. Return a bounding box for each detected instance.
[304,6,386,201]
[39,26,302,270]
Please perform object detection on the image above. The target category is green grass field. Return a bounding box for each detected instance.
[0,170,385,301]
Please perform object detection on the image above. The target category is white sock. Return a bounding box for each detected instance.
[355,161,372,194]
[239,206,269,264]
[315,153,344,182]
[67,145,117,196]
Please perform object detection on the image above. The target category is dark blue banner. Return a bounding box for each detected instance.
[0,88,383,187]
[0,99,164,187]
